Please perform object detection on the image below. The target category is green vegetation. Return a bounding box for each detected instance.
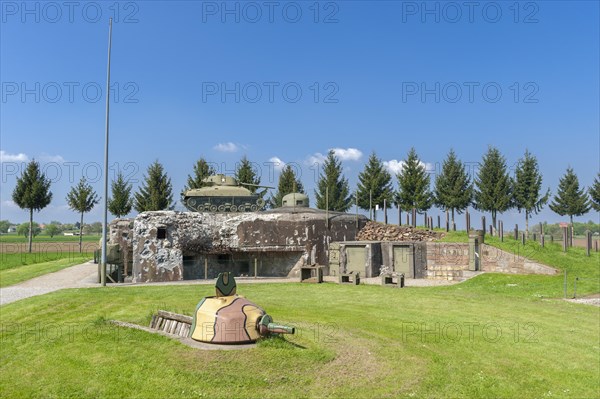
[235,156,261,193]
[395,147,433,216]
[0,252,92,287]
[183,157,216,192]
[1,282,598,398]
[473,146,512,229]
[315,150,353,212]
[66,177,100,253]
[512,150,550,237]
[16,221,41,238]
[272,164,305,208]
[108,172,134,218]
[590,173,600,211]
[356,152,393,221]
[0,234,99,243]
[550,167,591,229]
[134,160,175,212]
[532,221,600,237]
[434,149,473,225]
[12,160,53,253]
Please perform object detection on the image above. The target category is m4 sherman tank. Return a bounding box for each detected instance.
[189,272,295,344]
[182,174,272,212]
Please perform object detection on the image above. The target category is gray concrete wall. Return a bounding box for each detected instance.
[129,210,367,283]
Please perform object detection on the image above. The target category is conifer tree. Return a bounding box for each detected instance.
[12,160,53,253]
[590,173,600,212]
[473,146,512,230]
[134,161,174,212]
[183,157,216,192]
[395,148,433,219]
[550,167,590,233]
[512,150,550,238]
[356,152,393,220]
[235,156,261,193]
[434,149,472,225]
[66,177,100,253]
[108,172,133,218]
[315,150,353,212]
[272,165,305,207]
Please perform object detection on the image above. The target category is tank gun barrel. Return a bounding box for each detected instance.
[266,323,295,334]
[240,182,275,189]
[258,314,295,336]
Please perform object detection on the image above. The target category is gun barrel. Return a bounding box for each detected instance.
[240,182,275,189]
[267,323,295,334]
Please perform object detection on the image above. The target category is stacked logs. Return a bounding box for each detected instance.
[149,310,193,337]
[357,222,441,242]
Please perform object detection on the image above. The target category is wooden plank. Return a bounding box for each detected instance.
[149,315,157,329]
[157,310,193,324]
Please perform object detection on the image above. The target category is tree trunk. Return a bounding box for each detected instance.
[570,214,574,247]
[28,208,33,253]
[525,212,529,240]
[79,212,84,253]
[451,208,455,224]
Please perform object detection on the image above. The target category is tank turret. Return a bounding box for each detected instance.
[182,174,273,212]
[189,272,295,344]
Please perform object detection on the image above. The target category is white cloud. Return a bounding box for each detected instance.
[213,142,239,153]
[39,153,65,163]
[305,148,363,166]
[268,157,285,171]
[0,150,28,163]
[331,148,363,161]
[306,152,326,166]
[384,159,435,175]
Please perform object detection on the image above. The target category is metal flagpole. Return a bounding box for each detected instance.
[101,18,113,287]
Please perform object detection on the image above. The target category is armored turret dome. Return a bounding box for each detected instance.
[282,192,309,208]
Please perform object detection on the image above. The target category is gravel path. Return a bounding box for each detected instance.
[0,261,98,306]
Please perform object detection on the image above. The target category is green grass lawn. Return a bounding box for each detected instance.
[1,283,598,398]
[0,234,100,243]
[0,252,92,288]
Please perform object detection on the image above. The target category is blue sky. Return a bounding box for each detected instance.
[1,0,599,227]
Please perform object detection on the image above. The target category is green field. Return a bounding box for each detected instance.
[0,233,100,243]
[0,281,598,399]
[0,252,92,288]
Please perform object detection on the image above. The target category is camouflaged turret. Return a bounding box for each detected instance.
[189,272,295,344]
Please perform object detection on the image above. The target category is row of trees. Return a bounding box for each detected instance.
[352,147,596,239]
[10,149,600,252]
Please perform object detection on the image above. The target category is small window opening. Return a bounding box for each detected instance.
[157,228,167,239]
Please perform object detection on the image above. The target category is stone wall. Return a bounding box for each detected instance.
[423,242,557,280]
[480,244,557,275]
[425,242,471,280]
